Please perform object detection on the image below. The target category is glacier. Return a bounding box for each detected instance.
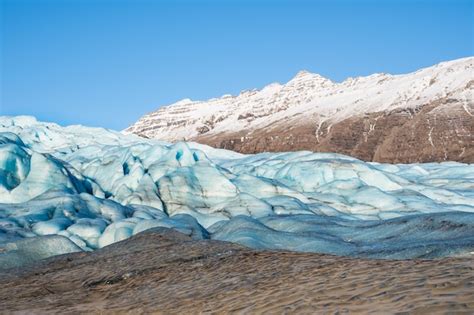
[0,116,473,268]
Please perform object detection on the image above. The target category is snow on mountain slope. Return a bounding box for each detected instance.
[126,57,474,163]
[1,116,474,266]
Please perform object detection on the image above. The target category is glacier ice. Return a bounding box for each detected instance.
[0,235,82,269]
[0,116,473,268]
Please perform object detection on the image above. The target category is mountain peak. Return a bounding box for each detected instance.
[289,70,331,86]
[294,70,312,78]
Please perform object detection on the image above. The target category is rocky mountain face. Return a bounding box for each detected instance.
[126,57,474,163]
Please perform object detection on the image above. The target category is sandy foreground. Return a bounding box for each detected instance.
[0,228,473,314]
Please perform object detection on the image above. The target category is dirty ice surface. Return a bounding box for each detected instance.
[1,116,473,268]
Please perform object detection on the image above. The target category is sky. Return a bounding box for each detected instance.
[1,0,473,130]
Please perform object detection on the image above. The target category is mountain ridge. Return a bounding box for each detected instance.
[126,57,474,163]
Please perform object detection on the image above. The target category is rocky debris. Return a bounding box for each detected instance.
[1,228,473,314]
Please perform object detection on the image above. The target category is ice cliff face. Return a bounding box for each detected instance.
[1,116,474,266]
[126,57,474,163]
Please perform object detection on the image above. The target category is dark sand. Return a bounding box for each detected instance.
[1,228,473,314]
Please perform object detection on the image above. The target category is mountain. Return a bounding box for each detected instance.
[126,57,474,163]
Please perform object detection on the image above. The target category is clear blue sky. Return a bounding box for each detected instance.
[1,0,473,130]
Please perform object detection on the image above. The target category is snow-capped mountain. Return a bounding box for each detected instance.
[126,57,474,163]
